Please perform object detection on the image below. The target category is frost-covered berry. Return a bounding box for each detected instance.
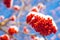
[9,15,16,21]
[0,34,9,40]
[8,26,19,35]
[37,3,46,10]
[23,26,29,34]
[31,7,39,12]
[0,16,4,20]
[13,5,20,11]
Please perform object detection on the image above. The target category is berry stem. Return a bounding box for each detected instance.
[43,36,48,40]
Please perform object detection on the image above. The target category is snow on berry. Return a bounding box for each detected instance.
[23,26,29,34]
[31,35,45,40]
[31,35,36,39]
[8,26,19,35]
[13,5,20,11]
[0,34,10,40]
[26,12,35,23]
[9,15,16,21]
[26,12,57,36]
[37,3,46,10]
[0,16,4,20]
[30,7,39,12]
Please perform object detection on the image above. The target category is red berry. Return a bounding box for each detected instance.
[10,15,16,21]
[23,26,29,34]
[8,26,18,35]
[0,16,4,20]
[31,7,39,12]
[13,5,20,11]
[3,0,13,8]
[26,14,34,23]
[0,34,9,40]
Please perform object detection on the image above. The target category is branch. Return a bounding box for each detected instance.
[43,36,48,40]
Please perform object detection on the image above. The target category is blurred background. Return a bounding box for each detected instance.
[0,0,60,40]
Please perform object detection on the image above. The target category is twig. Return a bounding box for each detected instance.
[43,36,48,40]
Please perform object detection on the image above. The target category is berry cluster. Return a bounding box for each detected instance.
[26,10,57,36]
